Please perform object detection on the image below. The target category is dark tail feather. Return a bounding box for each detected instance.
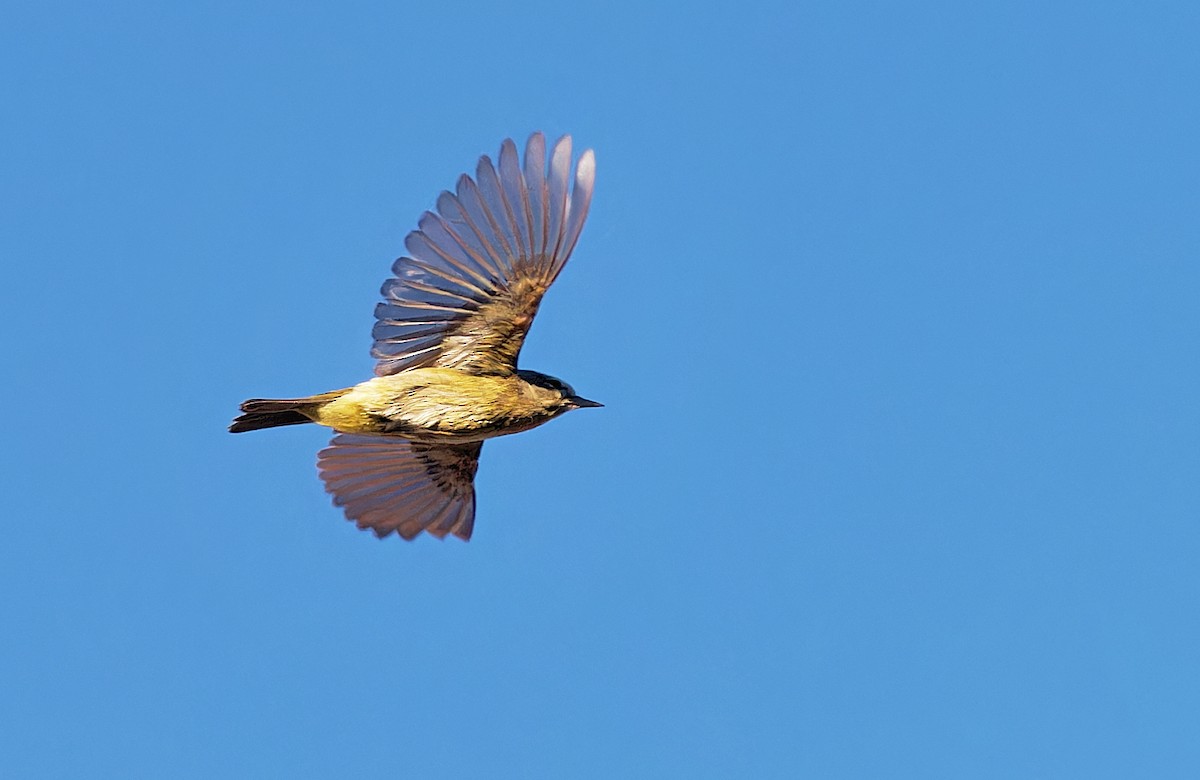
[230,398,319,433]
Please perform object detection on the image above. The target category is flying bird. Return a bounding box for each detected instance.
[230,133,599,541]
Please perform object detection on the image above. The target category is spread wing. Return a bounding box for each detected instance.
[372,132,596,377]
[317,434,482,541]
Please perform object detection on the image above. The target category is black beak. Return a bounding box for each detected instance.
[568,396,604,409]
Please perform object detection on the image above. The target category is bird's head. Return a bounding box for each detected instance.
[516,369,603,414]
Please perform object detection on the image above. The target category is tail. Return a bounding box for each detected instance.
[229,391,348,433]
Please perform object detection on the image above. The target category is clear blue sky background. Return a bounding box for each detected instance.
[3,2,1198,777]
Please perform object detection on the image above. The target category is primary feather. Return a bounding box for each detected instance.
[372,133,596,377]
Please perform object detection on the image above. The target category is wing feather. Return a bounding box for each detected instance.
[432,193,507,282]
[317,434,482,541]
[545,135,571,275]
[454,175,512,276]
[474,155,522,273]
[560,150,596,278]
[523,133,547,262]
[372,132,594,376]
[408,219,498,291]
[448,494,475,539]
[497,139,531,259]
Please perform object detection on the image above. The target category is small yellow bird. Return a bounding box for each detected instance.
[231,132,600,541]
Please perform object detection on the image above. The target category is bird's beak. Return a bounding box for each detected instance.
[568,396,604,409]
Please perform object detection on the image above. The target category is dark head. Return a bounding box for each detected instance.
[516,369,603,412]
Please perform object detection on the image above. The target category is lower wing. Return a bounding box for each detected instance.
[317,434,482,541]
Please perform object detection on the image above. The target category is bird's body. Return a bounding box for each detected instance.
[235,368,591,444]
[231,132,599,541]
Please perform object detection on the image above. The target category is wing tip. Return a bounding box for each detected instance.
[576,148,596,182]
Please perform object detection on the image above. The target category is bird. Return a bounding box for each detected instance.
[230,132,600,541]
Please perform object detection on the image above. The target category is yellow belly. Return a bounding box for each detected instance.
[314,368,554,442]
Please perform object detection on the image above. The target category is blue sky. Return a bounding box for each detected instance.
[3,1,1199,777]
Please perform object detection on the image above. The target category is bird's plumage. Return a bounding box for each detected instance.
[312,367,578,443]
[318,435,481,540]
[231,132,598,541]
[372,133,595,377]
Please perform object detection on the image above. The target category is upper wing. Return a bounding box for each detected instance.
[372,132,596,377]
[317,434,482,541]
